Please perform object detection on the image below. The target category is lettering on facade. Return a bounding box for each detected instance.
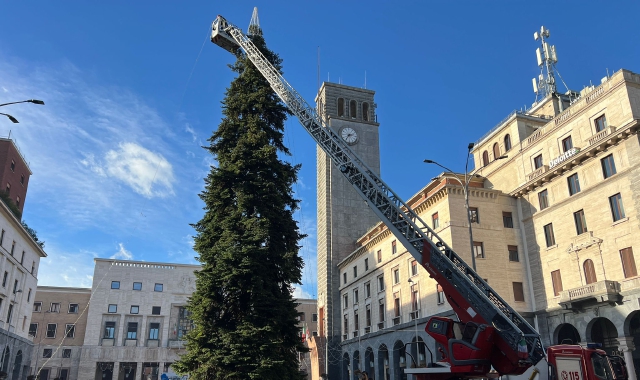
[549,148,580,169]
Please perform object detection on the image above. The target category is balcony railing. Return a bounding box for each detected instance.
[588,126,617,146]
[559,280,621,309]
[353,331,359,338]
[342,334,348,341]
[392,316,401,326]
[527,165,549,181]
[409,310,421,320]
[168,339,186,349]
[377,322,385,330]
[364,326,371,334]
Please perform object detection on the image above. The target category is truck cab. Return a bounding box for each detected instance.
[547,344,628,380]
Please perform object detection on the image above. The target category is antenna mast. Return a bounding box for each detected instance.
[248,7,262,36]
[532,26,558,100]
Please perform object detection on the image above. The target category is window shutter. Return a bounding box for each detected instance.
[621,248,638,278]
[583,259,597,284]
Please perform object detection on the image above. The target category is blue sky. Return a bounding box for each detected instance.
[0,1,638,298]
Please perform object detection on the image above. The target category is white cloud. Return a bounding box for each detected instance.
[110,243,133,260]
[37,249,96,288]
[185,123,198,142]
[292,285,313,299]
[105,142,175,198]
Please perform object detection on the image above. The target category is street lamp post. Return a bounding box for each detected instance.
[424,143,507,271]
[0,99,45,124]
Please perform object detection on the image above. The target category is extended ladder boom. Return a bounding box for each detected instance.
[210,15,544,372]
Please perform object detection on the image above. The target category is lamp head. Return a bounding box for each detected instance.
[28,99,45,105]
[423,159,434,164]
[467,143,475,151]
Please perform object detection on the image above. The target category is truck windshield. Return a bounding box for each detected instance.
[592,353,613,380]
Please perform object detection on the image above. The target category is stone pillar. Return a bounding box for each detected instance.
[617,337,637,380]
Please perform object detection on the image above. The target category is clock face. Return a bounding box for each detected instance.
[340,127,358,145]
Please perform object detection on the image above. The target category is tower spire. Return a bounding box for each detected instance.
[248,7,262,36]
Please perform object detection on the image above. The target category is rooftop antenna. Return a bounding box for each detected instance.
[532,26,558,101]
[248,7,262,36]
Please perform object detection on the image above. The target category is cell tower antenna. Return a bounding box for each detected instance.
[248,7,262,36]
[532,26,558,100]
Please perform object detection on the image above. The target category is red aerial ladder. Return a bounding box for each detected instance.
[209,15,628,380]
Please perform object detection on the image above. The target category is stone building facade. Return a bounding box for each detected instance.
[29,286,91,380]
[315,82,381,379]
[76,259,198,380]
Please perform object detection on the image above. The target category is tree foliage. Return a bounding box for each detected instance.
[21,221,44,249]
[173,31,306,380]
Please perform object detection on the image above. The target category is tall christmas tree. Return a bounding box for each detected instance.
[174,24,306,380]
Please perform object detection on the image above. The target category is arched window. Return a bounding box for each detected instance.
[362,102,370,121]
[350,100,357,119]
[493,143,500,160]
[482,151,489,166]
[338,98,345,117]
[504,134,512,152]
[584,259,597,284]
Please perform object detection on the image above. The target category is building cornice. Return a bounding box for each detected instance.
[94,258,200,269]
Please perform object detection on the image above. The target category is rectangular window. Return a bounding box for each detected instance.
[432,212,439,229]
[343,315,348,336]
[108,304,117,313]
[62,349,71,358]
[393,293,401,318]
[620,247,638,279]
[29,323,37,337]
[60,368,70,380]
[27,289,31,302]
[508,245,519,262]
[392,240,397,254]
[538,189,549,210]
[12,280,17,294]
[103,322,116,339]
[377,250,382,263]
[595,115,608,132]
[411,260,418,276]
[20,175,24,185]
[299,313,305,322]
[353,266,357,278]
[10,241,15,256]
[10,160,14,172]
[133,282,142,291]
[609,193,626,222]
[152,306,161,315]
[574,209,588,235]
[364,282,371,298]
[378,275,385,292]
[33,302,42,312]
[365,304,371,327]
[469,207,479,223]
[0,230,3,246]
[354,310,359,332]
[149,323,160,340]
[353,289,359,304]
[544,223,556,247]
[393,268,400,284]
[601,154,617,179]
[68,303,78,313]
[312,313,318,322]
[561,136,573,153]
[473,241,484,259]
[378,299,385,322]
[364,258,369,271]
[343,294,348,309]
[46,323,57,338]
[411,284,419,312]
[6,304,13,325]
[343,272,347,284]
[436,284,445,305]
[111,281,120,289]
[1,272,7,288]
[534,154,543,169]
[568,173,581,195]
[43,349,52,358]
[503,212,513,228]
[130,305,139,314]
[65,324,75,338]
[513,282,525,302]
[20,251,24,264]
[551,270,563,296]
[126,322,138,340]
[50,303,60,313]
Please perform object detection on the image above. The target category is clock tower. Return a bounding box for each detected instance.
[315,82,380,375]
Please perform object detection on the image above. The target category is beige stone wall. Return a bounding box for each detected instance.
[30,286,90,379]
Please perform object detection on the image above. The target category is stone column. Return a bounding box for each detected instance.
[617,337,637,380]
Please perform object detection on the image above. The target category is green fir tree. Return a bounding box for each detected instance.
[174,29,306,380]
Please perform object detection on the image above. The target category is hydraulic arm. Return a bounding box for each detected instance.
[210,15,544,377]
